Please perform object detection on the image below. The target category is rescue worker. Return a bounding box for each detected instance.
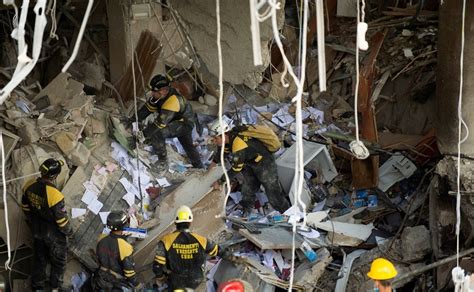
[209,120,290,214]
[137,74,203,170]
[21,158,72,291]
[367,258,398,292]
[93,211,140,291]
[153,205,229,290]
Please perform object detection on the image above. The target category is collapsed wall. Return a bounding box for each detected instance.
[169,0,285,89]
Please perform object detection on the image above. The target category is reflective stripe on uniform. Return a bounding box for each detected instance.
[123,269,136,277]
[209,245,218,257]
[56,217,69,227]
[155,255,166,265]
[146,102,158,112]
[254,154,263,162]
[232,163,244,172]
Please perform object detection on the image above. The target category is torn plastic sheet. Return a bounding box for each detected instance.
[0,0,47,105]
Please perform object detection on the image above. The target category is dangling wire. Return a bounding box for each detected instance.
[349,0,370,160]
[1,130,12,271]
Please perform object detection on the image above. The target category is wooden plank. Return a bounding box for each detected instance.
[239,227,303,250]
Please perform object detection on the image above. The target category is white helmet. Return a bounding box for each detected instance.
[175,205,193,223]
[209,119,231,136]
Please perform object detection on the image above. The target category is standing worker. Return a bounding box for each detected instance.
[209,120,290,215]
[137,74,203,170]
[153,205,229,290]
[92,211,141,291]
[21,158,72,291]
[367,258,398,292]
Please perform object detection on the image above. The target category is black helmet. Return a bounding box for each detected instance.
[39,158,63,178]
[106,211,128,231]
[150,74,170,91]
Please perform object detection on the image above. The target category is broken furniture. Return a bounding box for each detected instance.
[276,140,337,206]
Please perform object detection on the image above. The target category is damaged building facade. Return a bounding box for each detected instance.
[0,0,473,291]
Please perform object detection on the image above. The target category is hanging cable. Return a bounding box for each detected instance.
[216,0,232,214]
[349,0,370,160]
[455,0,469,269]
[129,20,144,214]
[0,130,12,271]
[49,0,59,40]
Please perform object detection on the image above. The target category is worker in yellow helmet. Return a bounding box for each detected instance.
[137,74,203,170]
[153,205,230,290]
[367,258,398,292]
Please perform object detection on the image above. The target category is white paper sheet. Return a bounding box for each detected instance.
[99,211,110,224]
[83,181,100,194]
[71,208,87,218]
[273,251,291,271]
[81,190,97,205]
[298,228,321,239]
[272,107,295,127]
[88,199,103,215]
[119,177,139,197]
[263,250,275,269]
[97,167,107,175]
[156,177,171,187]
[229,192,242,204]
[122,193,135,207]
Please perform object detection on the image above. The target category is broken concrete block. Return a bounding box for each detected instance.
[55,132,78,155]
[401,225,432,262]
[6,109,24,120]
[204,94,218,106]
[70,61,106,91]
[68,142,91,166]
[37,117,58,129]
[17,119,40,144]
[33,73,85,107]
[91,118,106,134]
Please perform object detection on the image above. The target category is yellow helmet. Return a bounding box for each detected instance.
[175,205,193,223]
[367,258,398,280]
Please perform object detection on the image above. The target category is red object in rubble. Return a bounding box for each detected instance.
[146,186,161,200]
[218,281,245,292]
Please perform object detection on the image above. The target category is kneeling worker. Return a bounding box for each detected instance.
[137,74,203,170]
[93,211,140,290]
[367,258,398,292]
[22,158,72,291]
[153,205,229,290]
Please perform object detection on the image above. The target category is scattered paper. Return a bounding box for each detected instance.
[91,171,108,191]
[273,251,291,272]
[99,211,110,225]
[229,192,242,204]
[119,178,139,197]
[263,250,275,269]
[83,181,100,194]
[403,48,414,58]
[272,107,295,127]
[157,177,171,188]
[97,167,107,175]
[132,122,139,133]
[105,161,118,173]
[71,208,87,218]
[88,199,103,215]
[81,190,97,205]
[122,193,135,207]
[284,205,305,224]
[298,228,321,239]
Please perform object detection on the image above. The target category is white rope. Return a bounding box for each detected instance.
[216,0,232,212]
[349,0,370,160]
[0,131,12,270]
[49,0,59,40]
[455,0,469,270]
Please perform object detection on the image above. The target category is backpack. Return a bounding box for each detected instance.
[238,124,282,153]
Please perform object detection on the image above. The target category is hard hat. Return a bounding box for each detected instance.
[367,258,398,280]
[150,74,170,91]
[209,119,231,136]
[39,158,64,178]
[106,211,128,231]
[175,205,193,223]
[218,279,253,292]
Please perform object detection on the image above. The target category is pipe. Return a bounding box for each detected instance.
[316,0,326,91]
[62,0,94,72]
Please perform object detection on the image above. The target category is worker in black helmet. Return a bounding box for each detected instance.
[21,158,72,291]
[137,74,203,170]
[92,211,141,291]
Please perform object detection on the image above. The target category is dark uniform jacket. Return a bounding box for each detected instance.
[96,233,138,287]
[153,229,221,289]
[216,130,273,181]
[21,178,72,238]
[138,88,195,129]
